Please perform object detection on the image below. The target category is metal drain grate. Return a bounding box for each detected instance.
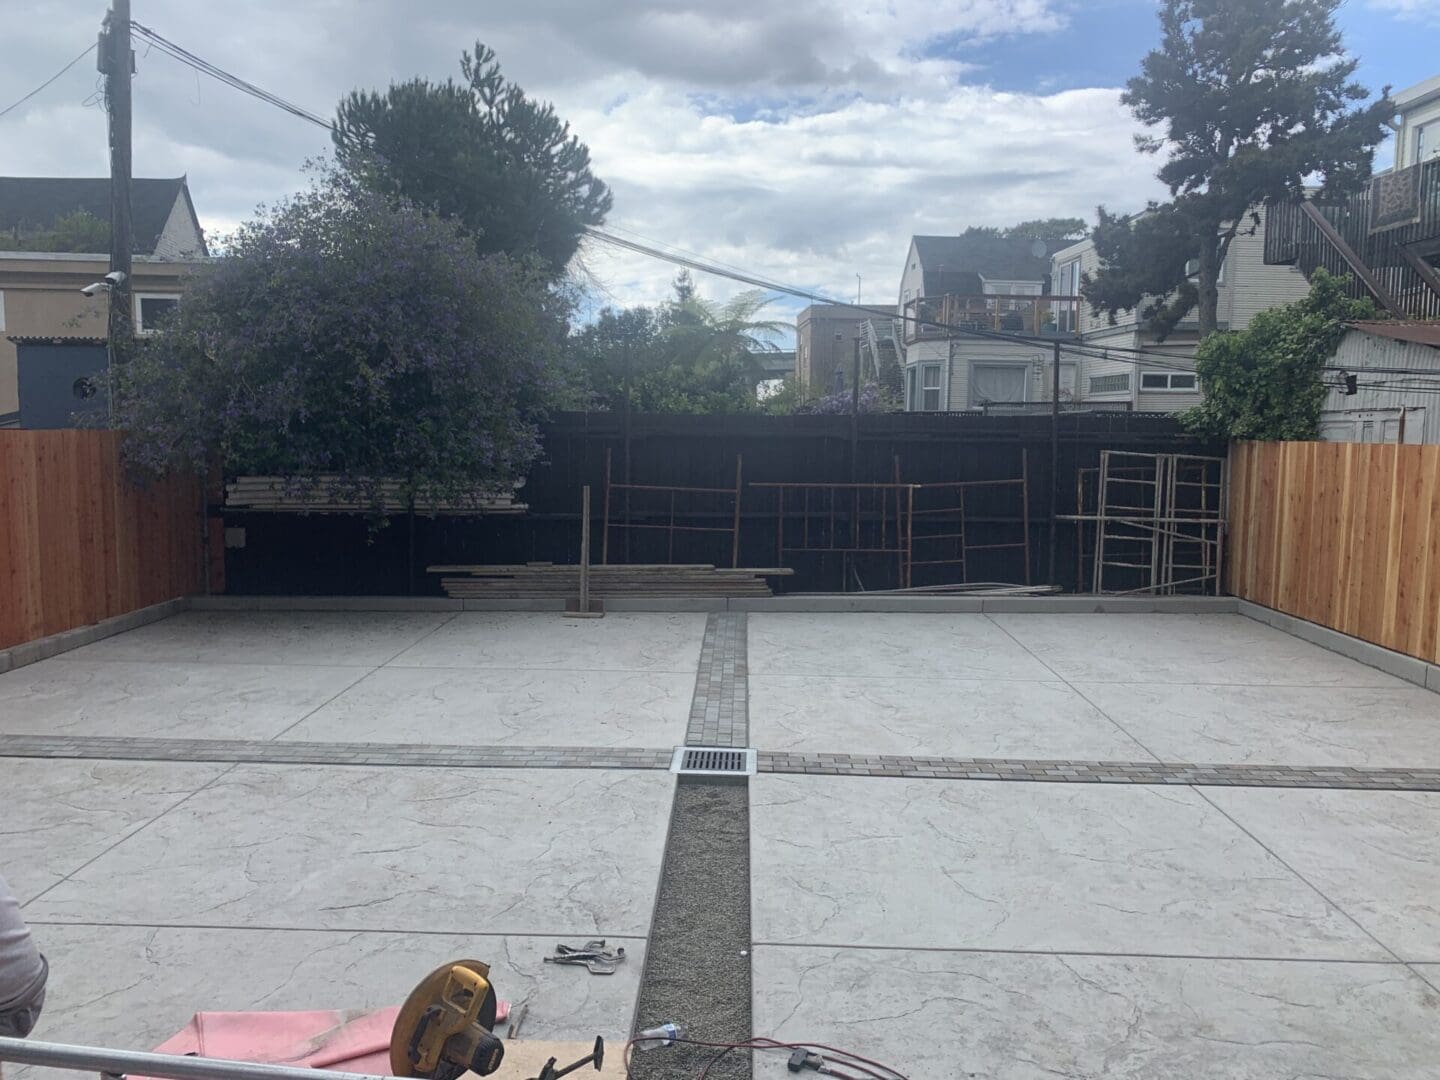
[670,746,757,777]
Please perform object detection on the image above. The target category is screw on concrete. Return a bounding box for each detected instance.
[685,612,749,748]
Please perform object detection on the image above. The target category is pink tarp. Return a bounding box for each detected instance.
[137,1001,511,1078]
[143,1009,401,1076]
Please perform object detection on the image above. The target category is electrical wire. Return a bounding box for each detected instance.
[622,1034,910,1080]
[0,42,99,121]
[129,22,334,131]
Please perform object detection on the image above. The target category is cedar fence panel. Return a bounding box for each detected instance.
[1228,440,1440,664]
[0,431,204,650]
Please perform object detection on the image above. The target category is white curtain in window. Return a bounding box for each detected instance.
[971,365,1028,403]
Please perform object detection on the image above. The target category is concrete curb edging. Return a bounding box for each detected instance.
[188,594,1242,615]
[1236,599,1440,694]
[0,597,191,675]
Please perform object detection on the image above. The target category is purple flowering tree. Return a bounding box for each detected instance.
[795,382,894,415]
[112,167,567,513]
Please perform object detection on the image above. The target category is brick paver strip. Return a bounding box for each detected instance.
[756,752,1440,790]
[685,611,748,747]
[5,734,1439,790]
[0,734,671,771]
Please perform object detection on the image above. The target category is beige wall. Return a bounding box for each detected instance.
[795,306,876,396]
[0,255,201,416]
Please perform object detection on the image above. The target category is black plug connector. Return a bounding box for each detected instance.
[788,1048,823,1072]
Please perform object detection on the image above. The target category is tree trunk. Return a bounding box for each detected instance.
[1195,233,1222,336]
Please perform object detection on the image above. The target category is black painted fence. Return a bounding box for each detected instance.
[221,411,1225,595]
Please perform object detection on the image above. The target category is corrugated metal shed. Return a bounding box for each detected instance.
[1322,328,1440,443]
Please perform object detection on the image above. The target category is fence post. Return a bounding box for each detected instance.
[566,485,603,618]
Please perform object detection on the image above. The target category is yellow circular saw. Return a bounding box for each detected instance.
[391,960,505,1080]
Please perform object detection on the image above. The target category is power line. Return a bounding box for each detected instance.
[129,23,333,131]
[584,226,1206,372]
[125,22,1206,375]
[0,42,98,121]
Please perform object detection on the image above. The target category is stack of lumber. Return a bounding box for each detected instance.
[225,476,526,515]
[430,563,793,598]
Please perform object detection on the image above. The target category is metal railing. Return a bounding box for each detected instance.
[902,294,1081,344]
[1263,160,1440,320]
[0,1036,385,1080]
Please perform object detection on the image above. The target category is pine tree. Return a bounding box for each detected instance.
[1083,0,1391,338]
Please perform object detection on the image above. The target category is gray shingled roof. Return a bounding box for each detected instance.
[0,177,195,255]
[911,234,1073,295]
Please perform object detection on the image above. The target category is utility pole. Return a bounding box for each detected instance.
[1047,339,1061,587]
[101,0,134,349]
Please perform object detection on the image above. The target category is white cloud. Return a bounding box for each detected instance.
[0,0,1169,326]
[1367,0,1440,24]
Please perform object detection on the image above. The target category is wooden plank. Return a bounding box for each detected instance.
[0,434,44,649]
[96,432,123,621]
[1356,443,1395,647]
[1419,446,1440,664]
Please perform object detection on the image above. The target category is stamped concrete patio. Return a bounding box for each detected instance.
[4,606,1440,1078]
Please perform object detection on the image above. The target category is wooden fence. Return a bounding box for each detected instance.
[0,430,205,650]
[1228,440,1440,664]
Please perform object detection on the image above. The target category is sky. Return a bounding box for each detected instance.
[1,0,1435,338]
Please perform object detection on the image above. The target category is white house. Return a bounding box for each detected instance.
[1258,73,1440,443]
[1050,202,1313,413]
[895,211,1312,413]
[1394,75,1440,169]
[897,232,1078,411]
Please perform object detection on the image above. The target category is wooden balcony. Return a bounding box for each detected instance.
[903,294,1081,345]
[1264,159,1440,320]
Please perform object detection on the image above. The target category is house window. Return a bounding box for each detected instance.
[921,364,942,411]
[1089,372,1130,395]
[1055,259,1080,333]
[134,293,181,334]
[1141,371,1198,391]
[1415,122,1432,165]
[970,364,1028,406]
[1184,255,1226,284]
[906,366,917,410]
[0,290,5,333]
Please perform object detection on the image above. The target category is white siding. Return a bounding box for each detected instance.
[152,194,205,259]
[1134,341,1202,414]
[903,339,950,411]
[1076,326,1143,405]
[1395,76,1440,167]
[1219,203,1311,330]
[898,240,925,307]
[1051,239,1141,336]
[1322,330,1440,444]
[948,340,1049,410]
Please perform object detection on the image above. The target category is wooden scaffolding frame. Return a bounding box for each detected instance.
[1065,450,1226,595]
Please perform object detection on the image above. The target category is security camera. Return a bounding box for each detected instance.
[80,281,106,297]
[104,270,127,286]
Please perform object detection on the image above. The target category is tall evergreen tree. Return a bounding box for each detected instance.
[1083,0,1391,338]
[334,43,610,278]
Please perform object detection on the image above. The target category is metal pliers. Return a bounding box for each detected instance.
[542,939,627,974]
